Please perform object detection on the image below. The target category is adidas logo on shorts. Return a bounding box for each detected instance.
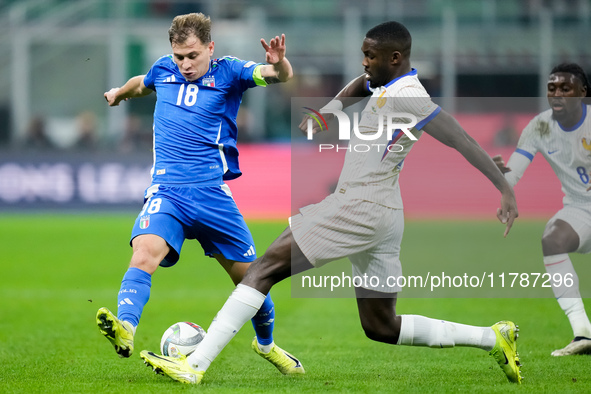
[243,245,255,257]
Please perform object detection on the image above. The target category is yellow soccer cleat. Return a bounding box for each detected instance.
[140,350,204,384]
[489,321,522,384]
[96,307,134,358]
[251,337,305,375]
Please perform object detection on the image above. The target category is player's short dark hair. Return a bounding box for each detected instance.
[550,62,591,97]
[168,13,211,45]
[365,21,412,57]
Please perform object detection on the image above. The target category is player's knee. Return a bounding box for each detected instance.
[361,322,381,342]
[356,297,401,344]
[241,258,285,294]
[359,315,400,344]
[258,246,291,279]
[542,220,579,255]
[360,321,399,344]
[541,231,575,255]
[129,246,166,274]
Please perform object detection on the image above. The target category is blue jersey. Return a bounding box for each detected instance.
[143,55,264,183]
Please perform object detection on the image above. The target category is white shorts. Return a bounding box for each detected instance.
[548,205,591,254]
[290,193,404,293]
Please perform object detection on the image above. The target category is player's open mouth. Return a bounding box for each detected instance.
[549,99,564,111]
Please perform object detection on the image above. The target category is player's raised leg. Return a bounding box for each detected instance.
[142,228,310,384]
[141,282,304,382]
[97,234,167,357]
[141,283,265,384]
[355,290,522,384]
[218,259,305,375]
[212,210,305,375]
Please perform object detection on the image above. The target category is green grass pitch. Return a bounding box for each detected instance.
[0,214,590,393]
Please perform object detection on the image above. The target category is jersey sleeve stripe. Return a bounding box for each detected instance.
[515,148,534,161]
[415,106,441,130]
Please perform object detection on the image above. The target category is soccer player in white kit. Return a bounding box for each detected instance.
[494,63,591,356]
[140,21,522,385]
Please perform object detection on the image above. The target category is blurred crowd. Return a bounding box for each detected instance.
[18,112,153,154]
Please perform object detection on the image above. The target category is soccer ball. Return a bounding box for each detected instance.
[160,321,206,358]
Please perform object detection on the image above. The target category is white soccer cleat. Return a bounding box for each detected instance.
[551,337,591,356]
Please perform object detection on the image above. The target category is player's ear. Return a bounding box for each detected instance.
[208,41,215,56]
[391,50,402,65]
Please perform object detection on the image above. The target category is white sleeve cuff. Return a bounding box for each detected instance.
[504,151,532,187]
[320,99,343,112]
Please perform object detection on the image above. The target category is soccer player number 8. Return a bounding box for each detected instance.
[576,166,589,184]
[140,198,163,215]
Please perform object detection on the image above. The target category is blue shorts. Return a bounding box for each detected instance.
[130,180,256,267]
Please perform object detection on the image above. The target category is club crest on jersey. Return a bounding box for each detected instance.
[203,76,215,87]
[139,215,150,229]
[582,137,591,152]
[376,94,387,108]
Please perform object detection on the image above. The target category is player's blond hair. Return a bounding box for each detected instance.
[168,13,211,45]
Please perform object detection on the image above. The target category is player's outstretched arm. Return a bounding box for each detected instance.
[334,74,373,105]
[422,109,518,236]
[298,74,372,134]
[259,34,293,84]
[104,75,152,107]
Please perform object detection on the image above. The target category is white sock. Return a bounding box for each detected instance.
[187,284,266,372]
[122,320,137,335]
[544,254,591,338]
[257,342,274,354]
[396,315,496,351]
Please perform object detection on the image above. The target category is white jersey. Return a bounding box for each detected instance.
[334,69,440,209]
[509,104,591,207]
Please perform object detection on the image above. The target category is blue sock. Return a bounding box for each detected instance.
[251,293,275,346]
[117,267,151,327]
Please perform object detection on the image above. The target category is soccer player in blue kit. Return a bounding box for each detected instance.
[96,12,303,376]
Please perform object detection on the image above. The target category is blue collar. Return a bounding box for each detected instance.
[558,102,587,132]
[384,68,417,88]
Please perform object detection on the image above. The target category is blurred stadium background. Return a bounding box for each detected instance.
[0,0,588,218]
